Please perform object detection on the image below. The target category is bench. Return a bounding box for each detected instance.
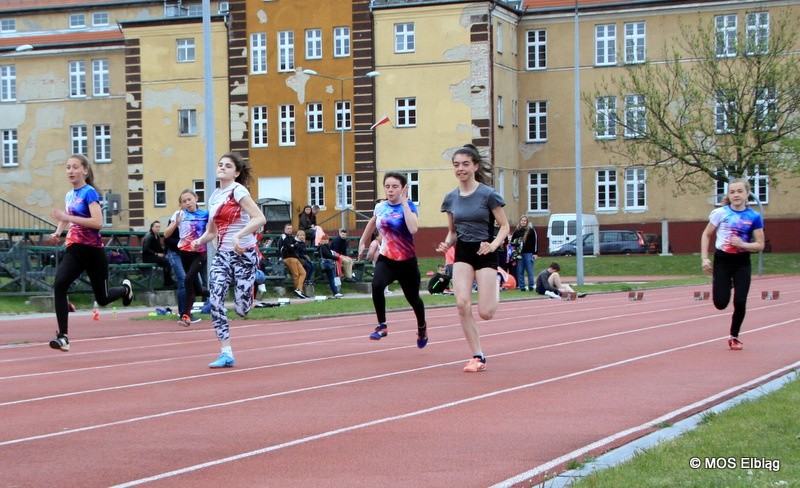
[108,262,159,291]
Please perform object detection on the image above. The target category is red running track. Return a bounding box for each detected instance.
[1,275,798,487]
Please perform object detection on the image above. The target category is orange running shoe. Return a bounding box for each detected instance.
[728,337,743,350]
[463,356,486,372]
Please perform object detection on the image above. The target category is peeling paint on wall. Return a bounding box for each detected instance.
[443,45,470,62]
[19,72,65,101]
[285,70,310,104]
[33,105,66,130]
[519,141,544,159]
[25,188,54,208]
[143,87,203,110]
[3,104,27,127]
[230,103,247,141]
[231,77,248,96]
[126,92,140,109]
[256,10,267,23]
[160,147,174,157]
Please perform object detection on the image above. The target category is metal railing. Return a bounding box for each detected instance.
[0,197,55,230]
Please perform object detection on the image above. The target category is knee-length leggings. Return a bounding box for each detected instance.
[371,254,425,328]
[712,250,752,338]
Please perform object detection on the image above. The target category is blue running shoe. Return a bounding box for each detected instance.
[417,323,428,349]
[209,352,235,368]
[369,323,388,341]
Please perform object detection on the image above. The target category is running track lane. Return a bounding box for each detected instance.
[0,276,797,487]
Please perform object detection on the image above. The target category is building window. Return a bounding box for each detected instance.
[595,96,617,139]
[251,33,267,74]
[746,12,769,55]
[715,14,737,57]
[527,172,549,212]
[68,61,86,98]
[92,12,109,26]
[624,21,645,64]
[251,106,268,147]
[333,27,350,58]
[755,86,777,131]
[715,91,736,134]
[336,174,353,209]
[177,38,195,63]
[279,104,296,146]
[218,1,230,14]
[154,181,167,207]
[0,65,15,102]
[178,109,197,136]
[305,29,322,60]
[403,171,420,204]
[93,124,111,163]
[526,101,547,142]
[497,95,504,128]
[512,99,518,127]
[596,169,618,211]
[394,23,415,53]
[595,24,617,66]
[1,129,18,167]
[193,179,206,206]
[187,4,202,16]
[526,29,546,70]
[0,19,16,33]
[335,100,352,131]
[308,175,324,208]
[395,98,416,127]
[278,31,294,72]
[496,23,504,54]
[92,59,109,97]
[624,94,646,138]
[307,102,323,132]
[68,13,85,29]
[71,125,88,156]
[624,167,647,210]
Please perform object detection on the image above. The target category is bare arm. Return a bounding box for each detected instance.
[436,212,457,253]
[700,222,716,273]
[358,215,377,258]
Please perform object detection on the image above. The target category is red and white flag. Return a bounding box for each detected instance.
[370,114,391,130]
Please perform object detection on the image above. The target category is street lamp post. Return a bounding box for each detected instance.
[303,69,379,230]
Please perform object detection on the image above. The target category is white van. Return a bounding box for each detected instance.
[547,214,599,254]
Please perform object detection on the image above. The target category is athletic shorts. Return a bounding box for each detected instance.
[454,240,497,271]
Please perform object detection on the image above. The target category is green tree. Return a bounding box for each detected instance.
[585,9,800,193]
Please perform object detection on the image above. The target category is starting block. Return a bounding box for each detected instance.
[761,290,781,300]
[561,291,578,301]
[693,291,711,301]
[628,291,644,301]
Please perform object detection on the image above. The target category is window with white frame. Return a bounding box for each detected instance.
[715,14,737,57]
[333,26,350,58]
[512,99,518,127]
[394,23,415,53]
[526,101,547,142]
[624,167,646,210]
[714,166,769,205]
[624,94,646,138]
[177,38,195,63]
[279,104,296,146]
[1,129,18,167]
[178,109,197,136]
[71,125,88,156]
[624,21,645,64]
[187,4,202,16]
[93,124,111,163]
[308,175,324,208]
[92,12,109,26]
[92,59,109,97]
[511,26,518,55]
[0,65,15,102]
[526,29,546,69]
[68,61,86,98]
[714,90,736,134]
[251,106,268,147]
[193,179,206,206]
[497,168,505,199]
[403,171,420,204]
[307,102,323,132]
[305,29,322,60]
[595,24,617,66]
[336,174,353,209]
[755,86,777,131]
[746,12,769,55]
[68,13,86,29]
[0,19,16,33]
[250,33,267,74]
[154,181,167,207]
[527,172,549,212]
[596,169,618,211]
[496,23,504,54]
[218,2,229,14]
[335,100,352,131]
[595,96,617,139]
[278,31,294,72]
[497,95,504,128]
[395,97,416,127]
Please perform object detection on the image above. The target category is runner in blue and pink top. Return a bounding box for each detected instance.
[170,190,209,326]
[47,154,132,352]
[358,172,427,348]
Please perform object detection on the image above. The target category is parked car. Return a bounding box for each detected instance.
[550,230,647,256]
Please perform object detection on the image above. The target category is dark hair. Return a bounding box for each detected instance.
[301,205,312,215]
[383,171,407,186]
[149,220,160,232]
[69,154,95,187]
[452,144,490,184]
[549,262,560,272]
[221,152,252,188]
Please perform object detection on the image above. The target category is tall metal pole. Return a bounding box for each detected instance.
[340,78,346,231]
[573,0,584,285]
[202,0,216,275]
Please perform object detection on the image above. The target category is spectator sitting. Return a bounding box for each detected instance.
[331,228,355,280]
[427,264,451,295]
[277,223,307,299]
[142,220,174,286]
[535,262,586,299]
